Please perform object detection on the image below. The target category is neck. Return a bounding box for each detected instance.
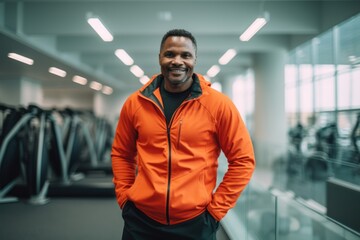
[164,78,193,93]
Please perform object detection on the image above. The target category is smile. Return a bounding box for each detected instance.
[169,68,187,73]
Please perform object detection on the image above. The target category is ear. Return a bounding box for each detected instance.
[158,53,161,65]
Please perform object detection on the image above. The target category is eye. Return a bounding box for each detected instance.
[182,53,192,58]
[163,52,174,58]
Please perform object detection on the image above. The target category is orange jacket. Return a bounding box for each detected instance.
[111,73,255,225]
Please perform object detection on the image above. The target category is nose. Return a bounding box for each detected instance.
[171,55,183,65]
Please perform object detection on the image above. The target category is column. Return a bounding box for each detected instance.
[253,51,287,168]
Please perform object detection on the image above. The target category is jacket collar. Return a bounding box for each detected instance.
[140,73,208,100]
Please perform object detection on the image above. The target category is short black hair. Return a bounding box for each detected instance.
[160,29,197,53]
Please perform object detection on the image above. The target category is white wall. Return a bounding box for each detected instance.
[0,78,21,106]
[0,76,42,107]
[93,90,133,128]
[0,74,131,125]
[42,89,94,110]
[20,77,43,106]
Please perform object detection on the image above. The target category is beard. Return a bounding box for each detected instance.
[165,67,192,86]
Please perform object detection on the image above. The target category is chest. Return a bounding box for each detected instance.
[133,100,217,146]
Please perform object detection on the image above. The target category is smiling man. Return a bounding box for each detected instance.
[159,33,196,92]
[112,29,255,240]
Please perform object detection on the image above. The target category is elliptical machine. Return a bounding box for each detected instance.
[0,104,50,204]
[305,122,338,181]
[286,122,306,176]
[351,113,360,164]
[0,104,23,203]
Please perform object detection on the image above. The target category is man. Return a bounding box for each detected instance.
[112,29,255,240]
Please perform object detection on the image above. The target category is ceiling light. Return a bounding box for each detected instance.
[49,67,67,77]
[130,65,144,78]
[115,49,134,66]
[207,65,221,78]
[218,49,237,65]
[102,86,113,95]
[87,17,113,42]
[90,81,102,91]
[240,12,269,41]
[72,75,87,85]
[8,53,34,65]
[140,75,150,85]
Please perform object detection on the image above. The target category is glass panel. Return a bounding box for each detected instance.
[331,161,360,186]
[232,69,255,131]
[299,64,313,81]
[337,66,360,110]
[351,67,360,108]
[218,156,276,240]
[280,13,360,240]
[337,111,354,145]
[314,76,335,111]
[285,64,298,114]
[287,112,298,128]
[314,30,335,78]
[337,13,360,72]
[277,197,360,240]
[315,64,335,78]
[286,87,297,114]
[238,184,277,240]
[299,81,313,113]
[297,42,313,81]
[285,64,297,87]
[337,71,352,109]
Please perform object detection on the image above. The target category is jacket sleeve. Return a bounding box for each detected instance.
[207,95,255,221]
[111,96,138,208]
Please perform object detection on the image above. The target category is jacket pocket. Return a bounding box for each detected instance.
[197,171,210,208]
[177,119,183,148]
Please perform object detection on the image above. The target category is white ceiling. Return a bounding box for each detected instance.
[1,0,360,94]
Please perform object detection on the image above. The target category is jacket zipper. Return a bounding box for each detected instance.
[164,102,192,225]
[166,127,172,225]
[142,92,193,225]
[165,107,184,225]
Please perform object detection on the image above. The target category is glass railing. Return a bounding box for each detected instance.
[220,180,360,240]
[217,148,360,240]
[274,144,360,206]
[276,195,360,240]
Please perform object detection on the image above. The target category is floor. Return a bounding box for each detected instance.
[0,192,230,240]
[0,198,123,240]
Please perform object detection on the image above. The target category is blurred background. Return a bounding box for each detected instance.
[0,0,360,239]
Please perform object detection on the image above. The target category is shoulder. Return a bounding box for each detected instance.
[121,90,143,115]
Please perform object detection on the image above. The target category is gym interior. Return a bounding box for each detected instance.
[1,1,360,239]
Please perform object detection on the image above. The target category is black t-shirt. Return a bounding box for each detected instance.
[160,82,191,126]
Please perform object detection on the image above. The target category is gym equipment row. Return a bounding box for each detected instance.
[0,103,114,204]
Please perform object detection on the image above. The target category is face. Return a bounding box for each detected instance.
[159,36,196,92]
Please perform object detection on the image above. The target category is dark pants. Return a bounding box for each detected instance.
[121,201,219,240]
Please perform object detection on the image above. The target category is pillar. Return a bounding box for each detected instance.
[253,51,287,168]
